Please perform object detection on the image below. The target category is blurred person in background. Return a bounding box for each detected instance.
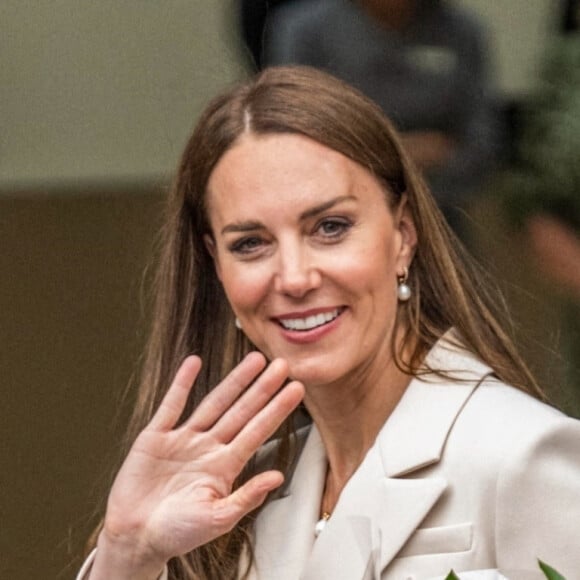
[243,0,503,242]
[502,0,580,409]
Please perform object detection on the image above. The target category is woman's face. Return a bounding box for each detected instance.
[205,133,416,388]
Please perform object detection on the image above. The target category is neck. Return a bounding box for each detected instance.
[304,350,412,512]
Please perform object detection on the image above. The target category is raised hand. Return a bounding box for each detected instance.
[91,352,304,579]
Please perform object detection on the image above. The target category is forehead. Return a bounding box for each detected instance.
[210,133,350,187]
[206,133,384,218]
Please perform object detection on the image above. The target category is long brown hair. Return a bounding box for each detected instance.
[93,65,544,578]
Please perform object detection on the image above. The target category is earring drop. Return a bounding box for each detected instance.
[235,317,242,330]
[397,267,411,302]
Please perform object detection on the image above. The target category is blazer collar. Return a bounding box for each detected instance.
[380,336,493,477]
[253,336,493,580]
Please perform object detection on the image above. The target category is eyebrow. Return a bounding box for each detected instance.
[299,195,356,220]
[221,221,266,235]
[220,195,356,235]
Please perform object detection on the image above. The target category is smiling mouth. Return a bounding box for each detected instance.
[277,307,344,331]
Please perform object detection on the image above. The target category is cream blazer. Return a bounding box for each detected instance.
[249,341,580,580]
[78,339,580,580]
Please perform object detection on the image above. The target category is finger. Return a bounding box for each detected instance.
[212,471,285,533]
[211,358,290,443]
[187,352,267,432]
[148,356,202,431]
[230,380,305,467]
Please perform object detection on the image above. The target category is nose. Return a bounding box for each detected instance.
[273,242,321,298]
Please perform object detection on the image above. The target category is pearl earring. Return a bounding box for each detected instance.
[235,317,242,330]
[397,267,411,302]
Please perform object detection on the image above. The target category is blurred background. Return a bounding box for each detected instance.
[1,1,578,578]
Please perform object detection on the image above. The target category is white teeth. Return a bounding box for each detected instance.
[280,309,341,331]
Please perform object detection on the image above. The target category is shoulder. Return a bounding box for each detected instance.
[437,369,580,477]
[461,378,569,431]
[419,334,579,467]
[442,375,580,546]
[408,338,580,574]
[461,382,580,575]
[455,378,577,452]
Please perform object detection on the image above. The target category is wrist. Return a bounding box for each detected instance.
[89,529,166,580]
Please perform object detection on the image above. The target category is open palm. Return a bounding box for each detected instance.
[98,352,304,574]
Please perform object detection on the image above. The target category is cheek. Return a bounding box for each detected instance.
[339,244,400,321]
[219,265,270,315]
[339,237,399,285]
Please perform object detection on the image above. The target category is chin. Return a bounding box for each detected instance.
[286,356,347,388]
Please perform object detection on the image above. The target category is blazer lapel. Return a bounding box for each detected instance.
[380,338,494,478]
[301,444,447,580]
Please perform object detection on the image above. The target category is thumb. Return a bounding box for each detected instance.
[213,471,284,532]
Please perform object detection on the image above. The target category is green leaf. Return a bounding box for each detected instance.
[444,571,461,580]
[538,559,567,580]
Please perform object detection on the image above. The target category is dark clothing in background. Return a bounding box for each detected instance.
[241,0,299,69]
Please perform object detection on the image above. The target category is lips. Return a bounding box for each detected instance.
[276,307,344,331]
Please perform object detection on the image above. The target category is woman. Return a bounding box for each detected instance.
[78,66,580,579]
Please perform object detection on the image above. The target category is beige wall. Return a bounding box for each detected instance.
[1,1,246,187]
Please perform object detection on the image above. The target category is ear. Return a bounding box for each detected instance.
[203,234,223,281]
[394,196,417,273]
